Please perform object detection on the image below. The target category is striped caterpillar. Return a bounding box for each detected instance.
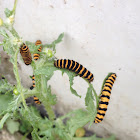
[30,75,35,90]
[94,73,117,124]
[54,59,94,83]
[20,43,32,65]
[33,40,42,61]
[30,40,42,89]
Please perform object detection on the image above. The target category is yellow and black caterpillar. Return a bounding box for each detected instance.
[20,43,32,65]
[54,59,94,83]
[30,40,42,89]
[33,40,42,61]
[94,73,117,124]
[30,75,35,90]
[33,96,41,105]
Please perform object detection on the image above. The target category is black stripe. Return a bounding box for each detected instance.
[96,117,103,121]
[67,60,71,69]
[76,64,83,74]
[64,59,66,68]
[105,82,113,86]
[99,101,109,105]
[60,59,62,67]
[70,61,78,71]
[89,74,93,80]
[101,95,110,99]
[85,71,90,78]
[70,60,76,70]
[98,107,107,111]
[80,68,87,77]
[104,85,112,90]
[72,62,79,71]
[111,75,116,80]
[102,89,111,94]
[97,112,105,116]
[108,79,114,83]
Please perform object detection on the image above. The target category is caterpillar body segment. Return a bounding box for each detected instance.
[30,75,35,90]
[94,73,117,124]
[20,43,32,65]
[33,40,42,61]
[54,59,94,83]
[33,96,41,105]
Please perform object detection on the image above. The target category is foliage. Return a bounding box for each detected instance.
[0,0,116,140]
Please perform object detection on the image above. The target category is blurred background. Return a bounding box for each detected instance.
[0,0,140,140]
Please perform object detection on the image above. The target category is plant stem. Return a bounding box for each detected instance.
[14,48,27,109]
[0,113,10,129]
[12,0,18,15]
[41,75,55,120]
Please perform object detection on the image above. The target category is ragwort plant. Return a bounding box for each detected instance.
[0,1,116,140]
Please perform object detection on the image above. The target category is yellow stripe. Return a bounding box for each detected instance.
[98,110,106,114]
[72,61,77,70]
[96,114,104,119]
[104,83,112,88]
[65,60,68,68]
[99,104,108,109]
[58,60,61,67]
[62,60,64,68]
[100,97,110,102]
[86,72,92,80]
[108,77,115,82]
[78,66,85,75]
[69,60,73,69]
[103,86,111,91]
[83,70,88,77]
[102,91,110,96]
[75,64,81,72]
[106,79,114,85]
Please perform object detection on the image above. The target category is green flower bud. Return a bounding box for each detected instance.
[47,49,53,57]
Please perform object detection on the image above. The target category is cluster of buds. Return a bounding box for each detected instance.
[6,15,14,25]
[43,48,54,58]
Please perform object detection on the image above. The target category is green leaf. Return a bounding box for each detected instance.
[65,109,89,136]
[4,8,13,17]
[85,84,96,123]
[0,29,9,38]
[0,94,13,114]
[52,33,64,44]
[61,69,81,98]
[0,78,14,94]
[6,118,20,134]
[19,119,32,133]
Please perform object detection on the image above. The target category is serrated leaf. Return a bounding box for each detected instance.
[6,118,20,134]
[61,69,81,98]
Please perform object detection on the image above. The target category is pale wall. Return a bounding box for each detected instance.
[0,0,140,140]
